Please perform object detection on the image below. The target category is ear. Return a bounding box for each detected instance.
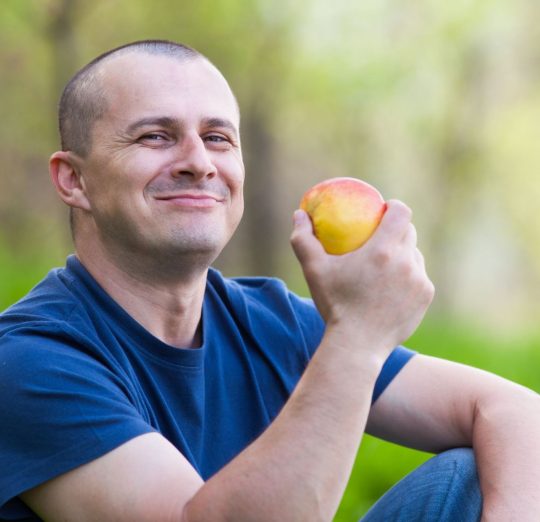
[49,151,92,211]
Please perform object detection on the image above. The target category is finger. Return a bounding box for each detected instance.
[402,223,417,249]
[414,247,426,270]
[290,209,326,267]
[370,199,412,246]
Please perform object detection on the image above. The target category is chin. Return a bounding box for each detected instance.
[161,232,225,260]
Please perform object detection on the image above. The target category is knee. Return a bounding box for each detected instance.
[433,447,482,507]
[436,447,475,464]
[425,448,483,519]
[360,447,482,522]
[435,447,478,481]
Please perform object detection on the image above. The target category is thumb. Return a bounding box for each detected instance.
[290,209,326,266]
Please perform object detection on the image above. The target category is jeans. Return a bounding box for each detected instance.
[360,448,482,521]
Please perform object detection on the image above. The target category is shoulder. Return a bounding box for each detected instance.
[207,267,316,316]
[1,259,85,331]
[206,268,325,355]
[0,256,123,353]
[0,319,117,395]
[0,261,127,405]
[0,320,153,520]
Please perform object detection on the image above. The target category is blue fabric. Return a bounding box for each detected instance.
[360,448,482,521]
[0,255,415,520]
[372,346,415,403]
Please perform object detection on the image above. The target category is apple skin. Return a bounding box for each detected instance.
[299,177,387,255]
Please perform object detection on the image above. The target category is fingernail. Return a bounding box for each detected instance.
[293,209,306,226]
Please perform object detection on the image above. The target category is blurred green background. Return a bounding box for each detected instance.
[2,0,540,519]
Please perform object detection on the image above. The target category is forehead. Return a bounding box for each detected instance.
[97,53,239,129]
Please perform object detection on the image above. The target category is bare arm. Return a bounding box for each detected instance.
[366,353,540,521]
[21,201,434,521]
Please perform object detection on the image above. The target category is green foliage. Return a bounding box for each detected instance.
[335,319,540,520]
[3,0,540,328]
[0,226,69,312]
[2,1,540,518]
[3,253,538,518]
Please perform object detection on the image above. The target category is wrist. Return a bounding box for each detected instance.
[321,321,389,372]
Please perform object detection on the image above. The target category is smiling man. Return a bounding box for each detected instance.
[0,40,539,522]
[49,47,245,350]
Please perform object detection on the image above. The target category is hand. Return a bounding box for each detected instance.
[290,199,435,353]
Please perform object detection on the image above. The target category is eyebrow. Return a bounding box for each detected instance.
[125,116,239,139]
[201,117,239,139]
[125,116,178,135]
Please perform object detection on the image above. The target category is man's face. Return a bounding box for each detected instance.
[77,53,244,264]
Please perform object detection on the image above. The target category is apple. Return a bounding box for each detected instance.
[299,177,387,255]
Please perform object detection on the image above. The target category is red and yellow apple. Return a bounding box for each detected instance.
[299,177,387,255]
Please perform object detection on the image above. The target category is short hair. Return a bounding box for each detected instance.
[58,40,202,157]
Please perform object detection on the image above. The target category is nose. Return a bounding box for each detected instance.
[172,133,217,180]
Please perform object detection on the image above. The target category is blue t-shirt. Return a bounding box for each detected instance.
[0,255,414,520]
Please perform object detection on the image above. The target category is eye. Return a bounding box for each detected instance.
[140,133,167,141]
[136,133,173,148]
[204,134,236,151]
[204,134,228,143]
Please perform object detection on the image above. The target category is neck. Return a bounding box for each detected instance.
[75,242,209,349]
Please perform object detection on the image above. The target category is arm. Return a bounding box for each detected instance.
[21,201,434,521]
[366,353,540,521]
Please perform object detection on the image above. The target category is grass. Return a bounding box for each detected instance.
[3,254,539,521]
[335,319,540,521]
[0,229,68,312]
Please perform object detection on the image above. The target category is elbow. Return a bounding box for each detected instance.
[177,492,229,522]
[179,500,192,522]
[474,381,540,430]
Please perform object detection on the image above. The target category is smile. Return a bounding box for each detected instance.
[155,193,224,208]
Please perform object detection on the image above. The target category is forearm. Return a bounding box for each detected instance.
[182,201,433,521]
[183,326,386,522]
[473,383,540,521]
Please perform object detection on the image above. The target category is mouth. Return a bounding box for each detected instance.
[154,192,225,208]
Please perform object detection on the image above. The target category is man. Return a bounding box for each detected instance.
[0,39,538,521]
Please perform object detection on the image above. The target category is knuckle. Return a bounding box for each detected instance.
[372,246,392,266]
[401,201,413,217]
[389,200,412,221]
[396,257,414,278]
[427,280,436,299]
[421,279,435,303]
[289,236,299,251]
[289,229,301,246]
[408,223,418,241]
[290,232,306,255]
[303,259,324,281]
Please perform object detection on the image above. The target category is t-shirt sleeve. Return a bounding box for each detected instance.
[371,345,415,403]
[0,325,156,520]
[288,293,416,404]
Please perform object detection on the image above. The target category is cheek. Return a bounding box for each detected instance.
[222,154,245,190]
[84,163,151,217]
[230,184,244,225]
[218,156,244,222]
